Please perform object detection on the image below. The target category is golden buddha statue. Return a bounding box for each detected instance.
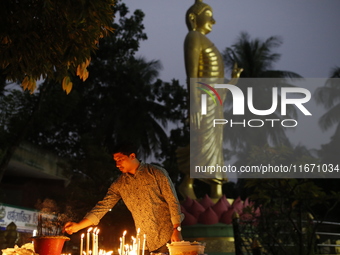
[184,0,224,80]
[177,0,242,200]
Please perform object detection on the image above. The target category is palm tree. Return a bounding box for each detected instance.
[222,32,302,165]
[314,66,340,164]
[314,66,340,131]
[224,32,301,79]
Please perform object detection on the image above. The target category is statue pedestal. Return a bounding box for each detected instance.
[182,224,235,255]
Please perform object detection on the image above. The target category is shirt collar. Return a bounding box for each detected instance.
[124,161,144,178]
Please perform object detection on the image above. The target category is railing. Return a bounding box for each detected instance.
[315,221,340,254]
[232,216,340,255]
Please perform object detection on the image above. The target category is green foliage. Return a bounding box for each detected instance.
[243,178,340,255]
[234,145,340,254]
[247,144,319,167]
[0,0,115,88]
[0,87,41,169]
[0,1,188,218]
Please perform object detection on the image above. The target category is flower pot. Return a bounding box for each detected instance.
[32,236,70,255]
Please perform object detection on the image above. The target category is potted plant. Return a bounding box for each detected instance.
[32,198,71,255]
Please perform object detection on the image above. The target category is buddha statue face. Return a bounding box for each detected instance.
[195,8,215,34]
[186,0,215,34]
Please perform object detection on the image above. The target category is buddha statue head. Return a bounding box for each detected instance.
[185,0,215,33]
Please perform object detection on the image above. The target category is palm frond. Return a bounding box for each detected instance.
[318,104,340,131]
[314,86,340,108]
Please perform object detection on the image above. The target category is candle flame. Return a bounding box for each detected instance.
[123,230,127,236]
[99,250,113,255]
[88,227,93,233]
[96,229,100,235]
[81,233,85,238]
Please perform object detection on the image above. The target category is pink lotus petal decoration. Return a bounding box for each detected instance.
[198,207,219,225]
[199,194,215,209]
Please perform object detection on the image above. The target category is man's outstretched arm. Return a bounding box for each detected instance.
[63,218,94,235]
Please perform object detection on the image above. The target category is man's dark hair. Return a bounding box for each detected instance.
[112,142,138,157]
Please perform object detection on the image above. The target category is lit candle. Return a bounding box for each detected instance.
[87,227,93,255]
[125,244,129,255]
[131,236,136,252]
[32,230,37,244]
[119,238,122,255]
[93,228,97,255]
[136,228,140,255]
[142,234,146,255]
[80,233,85,255]
[122,231,127,255]
[96,229,100,255]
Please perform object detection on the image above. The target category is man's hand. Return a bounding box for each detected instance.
[63,218,94,235]
[63,222,80,235]
[171,229,183,242]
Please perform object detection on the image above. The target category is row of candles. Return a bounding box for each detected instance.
[64,252,112,255]
[118,229,146,255]
[66,251,112,255]
[80,227,100,255]
[80,228,146,255]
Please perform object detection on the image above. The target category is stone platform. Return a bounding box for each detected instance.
[182,223,235,255]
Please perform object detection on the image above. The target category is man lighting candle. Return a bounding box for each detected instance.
[63,143,184,254]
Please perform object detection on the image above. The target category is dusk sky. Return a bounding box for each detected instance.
[121,0,340,152]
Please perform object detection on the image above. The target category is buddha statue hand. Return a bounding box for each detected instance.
[229,63,244,85]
